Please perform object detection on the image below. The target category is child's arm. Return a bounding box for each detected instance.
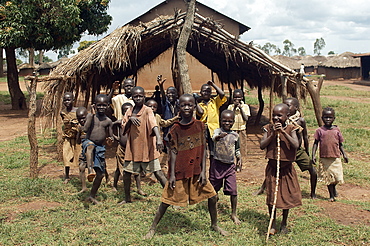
[235,138,242,171]
[83,113,94,133]
[238,104,249,122]
[278,123,299,149]
[158,114,180,128]
[311,139,319,164]
[212,128,227,141]
[152,126,164,152]
[157,75,166,104]
[207,81,225,99]
[198,144,208,186]
[260,126,274,150]
[105,119,114,146]
[301,118,310,155]
[168,148,176,189]
[339,143,349,163]
[107,81,119,102]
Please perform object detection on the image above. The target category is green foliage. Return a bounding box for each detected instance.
[78,40,97,52]
[0,90,44,104]
[297,47,306,56]
[57,44,75,59]
[314,37,326,55]
[261,42,281,55]
[328,50,335,55]
[282,39,296,57]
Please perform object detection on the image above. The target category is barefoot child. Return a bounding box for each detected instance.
[82,94,113,204]
[120,87,167,204]
[211,110,241,224]
[260,103,301,235]
[227,89,250,172]
[112,103,145,196]
[61,92,79,183]
[144,94,228,239]
[108,78,135,120]
[312,107,348,202]
[75,107,88,193]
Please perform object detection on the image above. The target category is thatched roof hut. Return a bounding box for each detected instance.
[271,55,300,70]
[41,10,304,120]
[323,52,360,68]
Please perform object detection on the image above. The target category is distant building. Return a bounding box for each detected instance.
[353,52,370,80]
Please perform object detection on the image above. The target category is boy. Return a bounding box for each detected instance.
[60,92,79,184]
[83,94,113,204]
[144,94,228,239]
[196,81,227,160]
[75,107,88,193]
[120,87,167,204]
[211,110,241,224]
[312,107,348,202]
[285,97,317,199]
[260,103,301,234]
[145,99,179,128]
[108,78,135,120]
[227,89,250,172]
[112,103,145,196]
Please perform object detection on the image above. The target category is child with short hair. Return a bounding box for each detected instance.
[82,94,113,204]
[60,92,79,184]
[260,103,301,235]
[227,89,250,172]
[144,94,228,239]
[145,99,179,128]
[312,107,348,202]
[211,109,241,224]
[75,107,88,193]
[196,81,227,160]
[120,87,167,204]
[108,78,135,120]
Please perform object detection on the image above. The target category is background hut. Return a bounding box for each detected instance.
[353,52,370,81]
[320,52,360,80]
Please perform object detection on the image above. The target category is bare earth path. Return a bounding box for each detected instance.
[0,79,369,226]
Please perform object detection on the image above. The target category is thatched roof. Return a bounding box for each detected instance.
[323,52,360,68]
[271,55,300,70]
[42,12,303,117]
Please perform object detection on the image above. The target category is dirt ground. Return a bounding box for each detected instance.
[1,79,370,226]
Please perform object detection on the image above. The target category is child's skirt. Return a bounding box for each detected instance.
[318,157,344,185]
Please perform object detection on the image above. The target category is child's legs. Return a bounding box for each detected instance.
[153,171,167,188]
[281,209,289,228]
[89,168,104,198]
[208,195,218,227]
[123,171,132,202]
[79,161,87,192]
[85,143,95,173]
[144,202,170,239]
[144,159,167,188]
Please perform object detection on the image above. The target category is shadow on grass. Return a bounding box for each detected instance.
[238,208,271,236]
[155,209,200,236]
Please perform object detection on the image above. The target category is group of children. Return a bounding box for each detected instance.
[60,76,348,238]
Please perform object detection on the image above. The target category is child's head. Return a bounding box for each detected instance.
[232,89,244,105]
[76,107,88,126]
[94,94,109,115]
[122,78,136,96]
[179,94,196,118]
[220,110,235,131]
[131,86,145,106]
[155,85,160,91]
[145,99,158,113]
[284,97,299,116]
[63,92,74,108]
[321,107,335,127]
[200,84,212,100]
[121,102,133,116]
[166,86,178,103]
[272,103,290,125]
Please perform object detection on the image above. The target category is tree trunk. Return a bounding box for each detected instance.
[0,48,3,77]
[38,50,44,64]
[26,76,39,178]
[176,0,196,94]
[5,47,27,110]
[306,77,324,126]
[280,75,287,101]
[254,83,264,125]
[28,48,35,66]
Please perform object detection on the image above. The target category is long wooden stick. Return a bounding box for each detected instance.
[266,132,280,243]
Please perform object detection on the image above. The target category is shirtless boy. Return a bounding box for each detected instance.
[83,94,113,204]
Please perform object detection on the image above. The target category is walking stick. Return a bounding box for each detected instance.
[266,132,280,243]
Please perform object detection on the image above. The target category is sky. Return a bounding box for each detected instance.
[45,0,370,61]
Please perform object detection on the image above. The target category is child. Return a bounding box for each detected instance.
[120,86,167,204]
[260,103,301,235]
[196,81,227,160]
[145,99,180,129]
[60,92,79,184]
[75,107,88,193]
[227,89,250,172]
[108,78,135,120]
[82,94,113,204]
[112,103,145,196]
[285,97,317,198]
[211,109,241,224]
[312,107,348,202]
[144,94,228,239]
[150,85,162,115]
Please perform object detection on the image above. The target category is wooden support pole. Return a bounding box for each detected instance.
[269,77,276,122]
[280,75,287,101]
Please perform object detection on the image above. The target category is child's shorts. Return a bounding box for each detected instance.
[209,159,237,196]
[161,175,217,206]
[295,147,313,172]
[124,158,161,175]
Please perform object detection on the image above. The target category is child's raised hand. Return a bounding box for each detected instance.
[207,80,214,87]
[198,172,207,186]
[106,136,114,146]
[273,122,283,131]
[156,75,166,85]
[91,104,96,115]
[129,116,141,126]
[112,81,120,90]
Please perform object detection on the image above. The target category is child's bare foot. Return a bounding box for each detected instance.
[328,197,336,202]
[310,193,317,199]
[143,229,156,239]
[137,190,147,196]
[280,225,288,234]
[253,187,264,196]
[78,188,88,194]
[87,173,96,182]
[231,215,241,225]
[86,196,100,205]
[118,200,132,205]
[112,187,118,192]
[268,228,277,235]
[63,178,70,184]
[211,225,229,236]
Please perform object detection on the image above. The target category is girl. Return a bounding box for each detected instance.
[312,107,349,202]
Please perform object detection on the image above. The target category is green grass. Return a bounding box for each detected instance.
[0,91,44,104]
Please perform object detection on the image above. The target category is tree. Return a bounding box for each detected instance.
[328,50,335,55]
[58,44,75,59]
[314,38,325,55]
[261,42,281,55]
[78,40,97,52]
[282,39,296,57]
[297,47,306,56]
[35,54,52,64]
[0,0,112,109]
